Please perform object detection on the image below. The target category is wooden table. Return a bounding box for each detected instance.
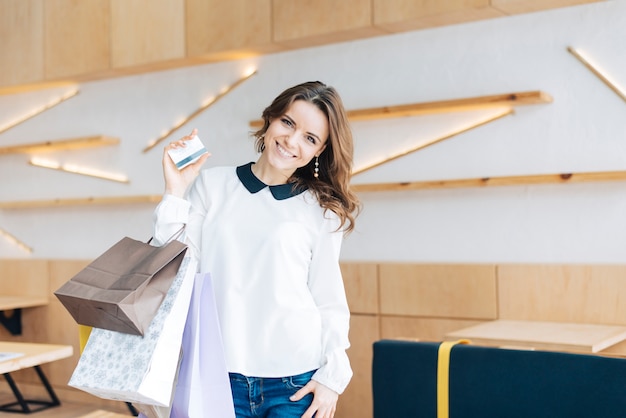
[0,297,48,311]
[79,410,134,418]
[446,319,626,353]
[0,341,73,414]
[0,296,49,336]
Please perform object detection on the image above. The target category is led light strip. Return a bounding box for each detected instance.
[143,68,258,153]
[29,157,130,183]
[568,46,626,103]
[0,227,33,254]
[352,107,514,175]
[0,136,119,155]
[0,88,80,135]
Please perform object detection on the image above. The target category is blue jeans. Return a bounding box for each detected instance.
[229,370,316,417]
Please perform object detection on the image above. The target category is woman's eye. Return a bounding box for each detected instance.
[281,118,293,127]
[306,136,316,144]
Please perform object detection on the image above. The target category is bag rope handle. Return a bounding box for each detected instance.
[147,224,186,245]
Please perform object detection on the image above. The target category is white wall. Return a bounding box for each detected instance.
[1,1,625,263]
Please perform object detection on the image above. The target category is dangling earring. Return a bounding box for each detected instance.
[314,156,319,178]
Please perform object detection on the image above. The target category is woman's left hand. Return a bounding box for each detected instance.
[290,380,338,418]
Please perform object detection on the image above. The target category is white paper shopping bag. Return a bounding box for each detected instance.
[170,272,235,418]
[69,256,197,407]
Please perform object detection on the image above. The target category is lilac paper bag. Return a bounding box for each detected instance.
[170,272,235,418]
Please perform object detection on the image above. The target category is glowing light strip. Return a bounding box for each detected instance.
[352,108,514,175]
[0,136,119,155]
[143,68,258,153]
[0,88,80,135]
[567,46,626,103]
[29,157,130,183]
[0,227,33,254]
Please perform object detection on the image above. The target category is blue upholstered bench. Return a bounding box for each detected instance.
[372,339,626,418]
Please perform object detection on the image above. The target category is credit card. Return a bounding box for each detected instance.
[167,135,207,170]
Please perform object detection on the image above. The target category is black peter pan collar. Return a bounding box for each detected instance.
[236,162,307,201]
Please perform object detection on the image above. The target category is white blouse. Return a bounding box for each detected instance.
[152,163,353,394]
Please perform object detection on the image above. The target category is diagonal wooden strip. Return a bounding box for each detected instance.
[352,108,513,175]
[0,89,79,135]
[143,70,257,153]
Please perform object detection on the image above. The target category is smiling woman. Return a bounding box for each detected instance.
[253,81,360,234]
[253,100,328,185]
[153,81,361,418]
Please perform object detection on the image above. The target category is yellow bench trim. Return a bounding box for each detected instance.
[437,339,470,418]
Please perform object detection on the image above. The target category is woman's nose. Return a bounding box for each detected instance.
[284,132,297,146]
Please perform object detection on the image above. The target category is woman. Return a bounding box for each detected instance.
[153,81,360,418]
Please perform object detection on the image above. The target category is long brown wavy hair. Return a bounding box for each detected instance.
[253,81,360,234]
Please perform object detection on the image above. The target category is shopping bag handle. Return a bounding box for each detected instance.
[147,225,186,246]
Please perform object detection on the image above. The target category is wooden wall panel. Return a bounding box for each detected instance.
[0,259,49,298]
[48,259,89,294]
[272,0,387,48]
[379,264,498,319]
[0,0,44,87]
[337,314,379,418]
[341,262,379,314]
[373,0,504,32]
[44,0,110,80]
[186,0,280,60]
[39,302,80,385]
[110,0,185,69]
[380,316,484,341]
[6,258,626,412]
[491,0,604,14]
[47,260,89,380]
[498,264,626,325]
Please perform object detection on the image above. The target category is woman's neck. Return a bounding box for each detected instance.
[251,158,294,185]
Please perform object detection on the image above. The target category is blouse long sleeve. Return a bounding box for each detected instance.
[152,175,209,264]
[308,215,353,394]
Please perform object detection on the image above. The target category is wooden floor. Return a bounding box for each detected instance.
[0,392,133,418]
[0,404,131,417]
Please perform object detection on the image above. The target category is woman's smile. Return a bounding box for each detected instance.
[276,141,296,158]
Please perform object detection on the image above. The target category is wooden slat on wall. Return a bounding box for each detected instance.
[373,0,505,32]
[379,264,498,319]
[0,0,44,88]
[44,0,110,79]
[272,0,387,48]
[497,264,626,326]
[110,0,185,69]
[186,0,280,59]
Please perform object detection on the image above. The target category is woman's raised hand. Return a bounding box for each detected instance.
[163,128,210,198]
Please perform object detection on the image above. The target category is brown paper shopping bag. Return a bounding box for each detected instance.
[55,228,187,336]
[69,257,197,409]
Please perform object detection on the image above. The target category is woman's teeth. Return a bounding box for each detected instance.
[277,143,294,158]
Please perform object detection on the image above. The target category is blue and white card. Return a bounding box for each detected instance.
[167,135,207,170]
